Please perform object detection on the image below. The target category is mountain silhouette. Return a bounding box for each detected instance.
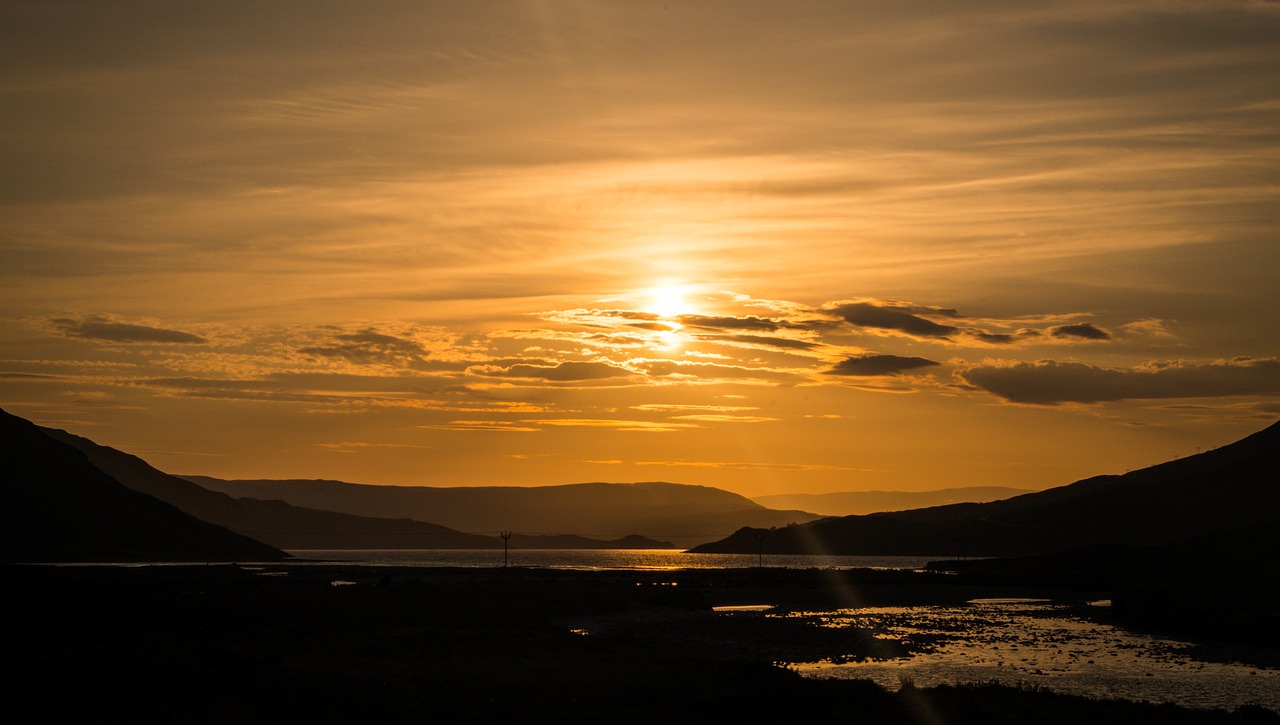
[41,423,675,550]
[182,476,823,548]
[691,419,1280,557]
[1,408,285,562]
[41,424,506,549]
[750,486,1034,517]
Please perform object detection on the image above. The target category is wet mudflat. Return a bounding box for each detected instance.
[8,564,1277,724]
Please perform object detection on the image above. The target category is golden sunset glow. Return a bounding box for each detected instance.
[644,284,696,320]
[2,1,1278,499]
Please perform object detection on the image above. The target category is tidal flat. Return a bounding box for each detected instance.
[8,564,1277,724]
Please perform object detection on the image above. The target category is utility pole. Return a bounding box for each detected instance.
[500,531,512,568]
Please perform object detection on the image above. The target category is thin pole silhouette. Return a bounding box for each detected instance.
[755,531,766,568]
[500,531,512,568]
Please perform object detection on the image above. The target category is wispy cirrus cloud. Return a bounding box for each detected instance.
[419,421,541,432]
[629,459,872,473]
[669,414,778,423]
[522,418,699,432]
[298,329,431,365]
[630,403,758,413]
[317,441,434,453]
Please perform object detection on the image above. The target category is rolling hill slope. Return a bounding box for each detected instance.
[1,408,285,562]
[750,486,1034,517]
[42,424,677,550]
[692,419,1280,557]
[184,476,823,548]
[41,425,505,549]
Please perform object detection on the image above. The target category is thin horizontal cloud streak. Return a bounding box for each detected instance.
[698,334,822,352]
[827,355,941,377]
[669,414,778,423]
[420,421,540,433]
[523,418,698,432]
[677,314,781,332]
[298,329,430,365]
[631,404,758,413]
[51,317,207,344]
[1050,323,1111,341]
[632,459,867,473]
[477,361,634,381]
[829,302,958,339]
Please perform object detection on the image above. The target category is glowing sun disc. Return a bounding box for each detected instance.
[645,284,694,318]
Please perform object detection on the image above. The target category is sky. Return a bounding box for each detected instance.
[2,0,1278,498]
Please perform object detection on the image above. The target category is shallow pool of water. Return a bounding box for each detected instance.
[785,599,1279,713]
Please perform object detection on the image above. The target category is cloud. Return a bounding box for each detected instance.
[419,421,540,432]
[701,334,821,351]
[632,460,868,472]
[317,441,433,453]
[482,360,634,381]
[298,328,429,365]
[962,329,1042,346]
[0,372,64,379]
[677,314,781,332]
[631,404,758,413]
[826,354,941,376]
[522,418,699,432]
[669,414,778,423]
[52,317,207,344]
[632,359,799,382]
[546,309,662,327]
[961,357,1280,404]
[1050,323,1111,341]
[828,302,958,338]
[1120,319,1177,339]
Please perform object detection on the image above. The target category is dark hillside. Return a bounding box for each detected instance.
[1,408,284,562]
[693,420,1280,557]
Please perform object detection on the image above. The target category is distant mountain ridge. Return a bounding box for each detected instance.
[39,425,669,550]
[183,476,823,548]
[750,487,1034,517]
[1,408,285,562]
[692,419,1280,557]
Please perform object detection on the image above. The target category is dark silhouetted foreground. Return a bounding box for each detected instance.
[9,564,1276,724]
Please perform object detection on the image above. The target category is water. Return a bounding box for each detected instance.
[285,548,942,570]
[784,598,1280,713]
[289,549,1280,713]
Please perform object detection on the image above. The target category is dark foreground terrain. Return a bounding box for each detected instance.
[8,564,1277,724]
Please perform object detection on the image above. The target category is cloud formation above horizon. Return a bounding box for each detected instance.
[827,355,941,377]
[2,0,1277,494]
[962,358,1280,405]
[51,317,208,345]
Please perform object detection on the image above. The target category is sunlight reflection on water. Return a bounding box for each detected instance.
[286,549,940,570]
[786,599,1280,713]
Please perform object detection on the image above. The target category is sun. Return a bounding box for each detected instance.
[644,283,697,319]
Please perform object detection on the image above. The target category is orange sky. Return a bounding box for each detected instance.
[2,1,1278,497]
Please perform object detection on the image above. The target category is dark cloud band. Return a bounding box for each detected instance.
[52,317,206,344]
[826,354,940,376]
[962,358,1280,404]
